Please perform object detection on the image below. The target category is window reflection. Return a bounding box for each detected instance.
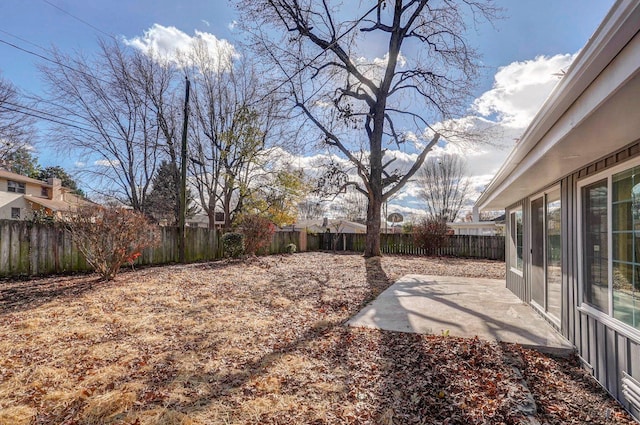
[547,195,561,319]
[611,169,640,329]
[583,180,609,313]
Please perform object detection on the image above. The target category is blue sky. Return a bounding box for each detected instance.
[0,0,616,216]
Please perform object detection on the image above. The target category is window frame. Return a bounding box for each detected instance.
[10,207,20,219]
[577,158,640,342]
[510,207,524,276]
[7,180,26,194]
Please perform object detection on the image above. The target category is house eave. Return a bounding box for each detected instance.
[475,0,640,211]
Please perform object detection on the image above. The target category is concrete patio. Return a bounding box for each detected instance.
[347,274,574,355]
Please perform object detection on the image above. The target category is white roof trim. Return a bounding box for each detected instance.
[476,0,640,210]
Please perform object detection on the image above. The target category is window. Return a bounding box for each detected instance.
[580,162,640,331]
[510,208,523,272]
[582,179,609,313]
[611,167,640,328]
[11,208,20,219]
[41,187,49,197]
[7,180,26,194]
[546,191,562,319]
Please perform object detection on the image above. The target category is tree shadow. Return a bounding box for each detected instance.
[109,255,394,422]
[363,256,469,423]
[0,274,102,314]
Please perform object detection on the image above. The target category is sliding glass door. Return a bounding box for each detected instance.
[530,189,562,322]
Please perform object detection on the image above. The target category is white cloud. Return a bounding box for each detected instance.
[355,52,407,83]
[406,53,579,212]
[74,161,85,168]
[228,20,238,31]
[473,54,575,128]
[201,19,210,27]
[123,24,237,71]
[94,159,120,167]
[265,54,578,220]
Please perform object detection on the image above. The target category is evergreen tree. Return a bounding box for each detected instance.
[146,161,199,225]
[36,166,85,197]
[4,147,40,177]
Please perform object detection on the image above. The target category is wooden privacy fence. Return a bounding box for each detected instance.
[0,220,301,278]
[316,233,505,261]
[0,219,502,278]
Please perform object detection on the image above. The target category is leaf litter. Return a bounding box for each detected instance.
[0,252,635,424]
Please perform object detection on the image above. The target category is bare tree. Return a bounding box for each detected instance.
[237,0,497,256]
[0,74,35,163]
[41,41,163,210]
[297,198,326,220]
[189,50,285,230]
[417,153,470,222]
[128,49,185,216]
[333,186,368,223]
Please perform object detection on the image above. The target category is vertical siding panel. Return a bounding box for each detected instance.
[596,321,607,383]
[580,312,590,363]
[616,334,629,403]
[629,341,640,419]
[631,341,640,381]
[605,328,618,397]
[567,175,574,342]
[588,316,598,375]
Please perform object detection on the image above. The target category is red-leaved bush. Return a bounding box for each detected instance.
[239,214,276,256]
[65,206,159,280]
[412,217,450,253]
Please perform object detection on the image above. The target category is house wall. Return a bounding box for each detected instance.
[505,141,640,419]
[449,224,503,236]
[0,196,29,220]
[563,142,640,419]
[0,178,47,198]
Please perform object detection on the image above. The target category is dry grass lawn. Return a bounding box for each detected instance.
[0,252,635,424]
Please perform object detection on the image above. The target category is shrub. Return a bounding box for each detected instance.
[239,214,276,256]
[65,206,159,281]
[413,217,450,253]
[222,232,245,258]
[285,243,297,254]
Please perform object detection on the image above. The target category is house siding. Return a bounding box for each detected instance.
[506,141,640,419]
[567,141,640,419]
[0,196,29,220]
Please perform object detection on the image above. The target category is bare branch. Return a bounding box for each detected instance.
[383,132,440,201]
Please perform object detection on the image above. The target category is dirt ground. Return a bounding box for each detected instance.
[0,252,635,424]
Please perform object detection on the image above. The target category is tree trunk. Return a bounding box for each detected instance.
[364,193,382,257]
[223,191,233,232]
[207,208,216,229]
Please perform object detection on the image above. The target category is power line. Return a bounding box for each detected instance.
[0,28,49,53]
[0,104,129,143]
[1,100,92,127]
[42,0,115,40]
[0,36,113,86]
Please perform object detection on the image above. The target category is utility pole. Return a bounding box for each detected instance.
[178,77,191,263]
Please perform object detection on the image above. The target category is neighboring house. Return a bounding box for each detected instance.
[447,220,505,236]
[475,0,640,419]
[0,169,91,220]
[291,218,367,234]
[185,212,226,229]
